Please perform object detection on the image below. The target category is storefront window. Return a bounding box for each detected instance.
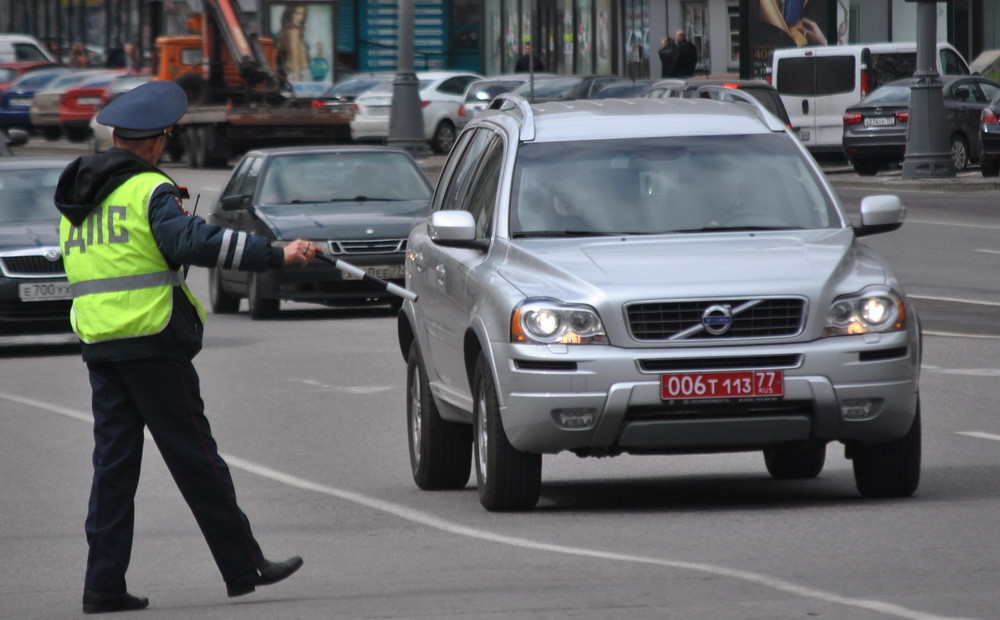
[622,0,648,78]
[576,0,592,73]
[595,0,612,74]
[485,0,502,74]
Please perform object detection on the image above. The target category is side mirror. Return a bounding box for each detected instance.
[429,210,483,248]
[855,194,904,237]
[220,194,248,210]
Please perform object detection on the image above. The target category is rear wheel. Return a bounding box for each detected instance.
[852,404,921,498]
[950,134,969,170]
[852,160,880,176]
[208,269,240,314]
[407,342,472,490]
[248,273,279,320]
[473,355,541,511]
[764,441,826,479]
[430,120,456,154]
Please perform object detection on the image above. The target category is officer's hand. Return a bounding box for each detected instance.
[283,239,323,266]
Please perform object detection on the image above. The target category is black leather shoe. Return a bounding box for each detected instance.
[82,590,149,614]
[226,556,304,598]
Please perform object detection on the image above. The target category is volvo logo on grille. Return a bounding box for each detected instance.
[702,304,733,335]
[44,248,62,262]
[365,228,375,235]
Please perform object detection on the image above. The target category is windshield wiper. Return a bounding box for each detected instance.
[512,230,610,238]
[675,226,804,233]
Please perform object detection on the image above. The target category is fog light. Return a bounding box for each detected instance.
[841,399,876,419]
[553,408,597,429]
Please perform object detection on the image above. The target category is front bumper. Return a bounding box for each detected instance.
[491,328,919,455]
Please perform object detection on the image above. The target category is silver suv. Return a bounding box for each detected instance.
[398,94,921,511]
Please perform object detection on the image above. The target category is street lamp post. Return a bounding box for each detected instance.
[387,0,428,158]
[901,0,955,179]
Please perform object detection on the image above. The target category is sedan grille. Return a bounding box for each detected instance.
[0,252,66,278]
[328,238,406,255]
[626,298,806,341]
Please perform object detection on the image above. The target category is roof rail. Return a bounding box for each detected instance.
[488,93,535,141]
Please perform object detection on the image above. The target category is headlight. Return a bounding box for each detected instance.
[511,299,607,344]
[823,288,906,337]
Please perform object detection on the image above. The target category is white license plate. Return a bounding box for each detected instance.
[797,130,810,142]
[18,281,72,302]
[9,97,31,107]
[342,264,404,280]
[76,97,102,106]
[864,117,895,127]
[368,106,391,116]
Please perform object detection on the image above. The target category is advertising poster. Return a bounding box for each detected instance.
[741,0,836,79]
[268,2,336,96]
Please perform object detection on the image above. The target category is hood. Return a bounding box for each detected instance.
[0,220,61,251]
[257,200,429,239]
[498,229,881,302]
[53,148,169,226]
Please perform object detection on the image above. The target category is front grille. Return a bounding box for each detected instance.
[0,253,66,278]
[328,239,405,255]
[626,298,806,341]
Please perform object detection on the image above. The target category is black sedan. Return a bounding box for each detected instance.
[979,90,1000,177]
[842,75,1000,176]
[0,158,73,336]
[208,146,432,319]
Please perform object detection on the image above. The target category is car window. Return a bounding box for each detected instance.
[976,80,1000,103]
[939,49,969,75]
[258,152,431,204]
[438,76,473,96]
[510,134,838,237]
[439,129,495,213]
[463,135,503,238]
[0,166,63,222]
[861,84,910,104]
[776,56,855,96]
[221,156,256,204]
[13,43,49,62]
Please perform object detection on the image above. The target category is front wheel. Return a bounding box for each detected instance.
[407,342,472,490]
[764,441,826,479]
[473,355,541,511]
[852,405,921,498]
[248,273,279,320]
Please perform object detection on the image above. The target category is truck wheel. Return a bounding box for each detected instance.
[430,120,456,154]
[764,440,826,479]
[407,341,472,490]
[473,355,541,511]
[208,269,240,314]
[852,405,921,498]
[248,273,279,320]
[65,127,89,143]
[175,74,211,105]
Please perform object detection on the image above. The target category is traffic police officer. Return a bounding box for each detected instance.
[54,81,316,614]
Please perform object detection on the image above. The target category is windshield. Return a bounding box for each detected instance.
[861,84,911,104]
[0,166,63,223]
[258,152,432,204]
[509,135,840,237]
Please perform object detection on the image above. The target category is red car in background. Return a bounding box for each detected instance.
[0,60,62,92]
[58,69,126,142]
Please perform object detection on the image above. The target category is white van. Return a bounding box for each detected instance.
[769,42,970,153]
[0,34,57,64]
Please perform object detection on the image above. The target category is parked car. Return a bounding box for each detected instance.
[842,75,1000,175]
[59,70,127,142]
[643,77,793,127]
[0,67,73,131]
[512,74,627,102]
[29,69,110,140]
[456,74,557,130]
[319,73,394,105]
[977,90,1000,177]
[593,79,655,98]
[350,71,482,153]
[0,60,63,91]
[770,42,971,154]
[0,158,75,336]
[399,94,922,511]
[0,34,58,64]
[208,146,433,318]
[88,73,152,153]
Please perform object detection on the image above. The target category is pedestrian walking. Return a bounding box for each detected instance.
[54,80,314,615]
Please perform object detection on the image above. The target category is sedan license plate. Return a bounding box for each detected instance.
[9,97,31,107]
[797,130,810,142]
[864,116,895,127]
[18,281,72,302]
[341,264,404,280]
[661,370,784,401]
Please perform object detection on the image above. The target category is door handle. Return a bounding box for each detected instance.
[802,100,809,114]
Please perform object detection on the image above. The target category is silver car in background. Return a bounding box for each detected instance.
[398,95,922,511]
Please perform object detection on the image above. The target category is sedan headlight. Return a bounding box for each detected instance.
[511,299,607,344]
[823,288,906,337]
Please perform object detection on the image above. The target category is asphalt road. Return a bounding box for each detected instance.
[2,140,998,618]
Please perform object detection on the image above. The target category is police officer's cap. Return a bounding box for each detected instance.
[97,80,187,140]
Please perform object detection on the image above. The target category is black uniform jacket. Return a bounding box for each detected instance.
[54,148,283,362]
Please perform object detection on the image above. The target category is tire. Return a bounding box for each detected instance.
[65,127,89,143]
[248,273,279,320]
[430,120,456,154]
[981,157,1000,177]
[175,73,211,105]
[764,440,827,479]
[852,161,880,176]
[42,126,61,141]
[950,134,969,171]
[473,355,541,511]
[406,342,472,490]
[208,269,240,314]
[852,405,921,498]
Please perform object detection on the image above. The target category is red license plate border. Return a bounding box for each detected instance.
[660,370,784,402]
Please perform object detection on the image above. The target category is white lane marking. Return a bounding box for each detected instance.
[923,331,1000,340]
[296,379,393,395]
[957,431,1000,442]
[0,391,969,620]
[906,218,1000,231]
[909,294,1000,308]
[974,249,1000,255]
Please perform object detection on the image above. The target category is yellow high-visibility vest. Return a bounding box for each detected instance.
[59,171,205,344]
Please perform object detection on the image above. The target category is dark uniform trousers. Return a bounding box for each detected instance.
[84,357,263,592]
